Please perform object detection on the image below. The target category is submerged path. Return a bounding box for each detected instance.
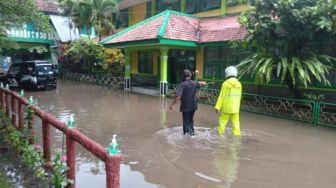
[26,79,336,188]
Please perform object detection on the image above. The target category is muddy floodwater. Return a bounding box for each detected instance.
[28,79,336,188]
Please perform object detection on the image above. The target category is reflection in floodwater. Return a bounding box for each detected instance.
[28,80,336,188]
[213,137,241,188]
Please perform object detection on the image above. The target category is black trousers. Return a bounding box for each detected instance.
[182,111,195,135]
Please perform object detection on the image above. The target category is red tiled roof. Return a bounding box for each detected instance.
[36,0,60,14]
[105,15,164,44]
[199,15,248,43]
[164,14,199,42]
[102,11,247,45]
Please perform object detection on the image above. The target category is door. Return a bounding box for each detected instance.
[168,50,196,84]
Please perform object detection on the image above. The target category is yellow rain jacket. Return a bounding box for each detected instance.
[215,78,242,113]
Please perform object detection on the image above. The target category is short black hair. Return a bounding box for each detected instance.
[183,69,191,78]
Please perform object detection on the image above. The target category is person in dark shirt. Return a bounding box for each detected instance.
[169,69,206,136]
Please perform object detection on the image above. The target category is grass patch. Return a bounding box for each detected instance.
[0,170,13,188]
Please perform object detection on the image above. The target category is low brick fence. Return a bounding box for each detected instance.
[63,72,124,88]
[0,88,122,188]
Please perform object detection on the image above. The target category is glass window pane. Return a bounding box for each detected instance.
[156,0,180,13]
[138,52,153,74]
[185,0,197,13]
[146,2,152,18]
[138,52,145,73]
[219,63,227,79]
[116,9,128,28]
[146,53,153,74]
[205,47,220,61]
[204,64,217,79]
[171,0,181,11]
[200,0,220,11]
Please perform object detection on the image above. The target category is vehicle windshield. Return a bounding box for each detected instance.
[37,65,54,75]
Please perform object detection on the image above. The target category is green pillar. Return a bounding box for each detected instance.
[151,0,156,16]
[221,0,227,15]
[124,49,131,90]
[160,48,168,96]
[181,0,186,13]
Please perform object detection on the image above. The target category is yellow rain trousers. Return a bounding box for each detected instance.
[215,78,242,136]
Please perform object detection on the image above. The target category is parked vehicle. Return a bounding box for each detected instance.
[0,60,57,90]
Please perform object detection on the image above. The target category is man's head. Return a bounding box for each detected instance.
[183,69,192,80]
[225,66,238,78]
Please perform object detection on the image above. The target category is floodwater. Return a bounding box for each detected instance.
[28,79,336,188]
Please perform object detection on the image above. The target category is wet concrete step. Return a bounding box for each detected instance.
[131,87,160,96]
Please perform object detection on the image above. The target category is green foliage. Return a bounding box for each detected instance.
[0,170,13,188]
[65,38,108,74]
[5,125,48,181]
[2,107,73,188]
[59,0,118,37]
[0,0,51,33]
[0,0,52,51]
[51,153,74,188]
[105,48,125,77]
[237,0,336,98]
[303,93,325,102]
[64,38,125,76]
[92,0,118,37]
[227,0,249,7]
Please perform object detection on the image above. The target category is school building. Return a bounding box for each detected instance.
[101,0,336,99]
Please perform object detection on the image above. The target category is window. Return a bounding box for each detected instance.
[185,0,221,14]
[156,0,181,14]
[138,52,153,74]
[9,65,20,75]
[116,9,128,29]
[204,46,248,79]
[185,0,197,13]
[200,0,221,11]
[146,1,152,18]
[227,0,249,7]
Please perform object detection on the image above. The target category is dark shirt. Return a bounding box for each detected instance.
[176,80,199,112]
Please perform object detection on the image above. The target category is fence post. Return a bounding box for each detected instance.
[66,130,76,188]
[42,114,52,168]
[1,90,5,111]
[11,95,16,127]
[27,106,35,144]
[106,155,122,188]
[313,102,321,125]
[0,89,2,109]
[6,92,10,116]
[18,102,24,130]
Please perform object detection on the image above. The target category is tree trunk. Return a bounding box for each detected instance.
[285,76,303,99]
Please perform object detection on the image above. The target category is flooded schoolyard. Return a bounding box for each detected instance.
[28,79,336,188]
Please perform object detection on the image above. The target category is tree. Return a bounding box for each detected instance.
[0,0,51,52]
[64,37,108,74]
[237,0,336,98]
[92,0,118,40]
[59,0,118,39]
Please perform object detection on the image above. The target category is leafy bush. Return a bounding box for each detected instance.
[63,38,125,76]
[64,38,108,74]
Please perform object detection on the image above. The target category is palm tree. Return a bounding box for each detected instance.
[236,0,336,99]
[91,0,118,41]
[70,1,95,37]
[59,0,118,40]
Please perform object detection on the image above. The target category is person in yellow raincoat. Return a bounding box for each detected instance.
[215,66,242,136]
